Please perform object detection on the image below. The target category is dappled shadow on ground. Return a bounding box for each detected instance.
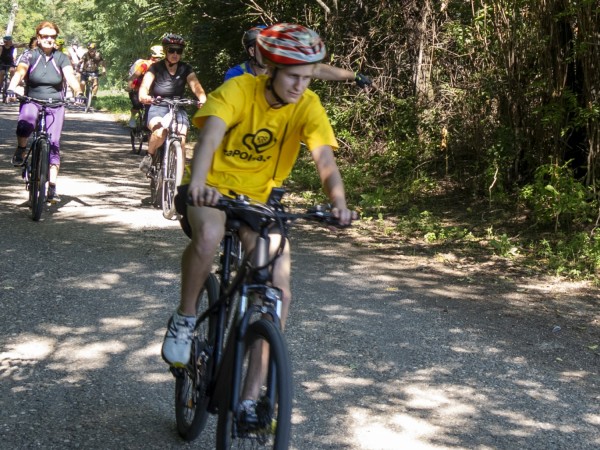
[0,103,598,449]
[287,226,599,449]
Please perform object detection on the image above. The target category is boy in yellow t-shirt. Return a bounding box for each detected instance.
[161,23,355,414]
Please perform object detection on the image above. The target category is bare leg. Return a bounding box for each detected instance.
[180,206,226,316]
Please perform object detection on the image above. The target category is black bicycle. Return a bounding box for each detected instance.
[16,95,76,220]
[81,71,98,113]
[129,105,149,154]
[171,187,350,449]
[1,64,15,103]
[147,97,195,220]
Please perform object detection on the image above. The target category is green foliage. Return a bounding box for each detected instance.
[532,233,600,279]
[520,161,597,231]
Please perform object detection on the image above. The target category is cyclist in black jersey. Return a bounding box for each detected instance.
[0,36,27,92]
[138,33,207,174]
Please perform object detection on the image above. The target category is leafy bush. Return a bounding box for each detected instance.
[519,161,597,231]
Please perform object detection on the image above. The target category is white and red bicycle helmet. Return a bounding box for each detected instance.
[256,23,326,66]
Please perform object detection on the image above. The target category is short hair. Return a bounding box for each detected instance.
[35,21,60,36]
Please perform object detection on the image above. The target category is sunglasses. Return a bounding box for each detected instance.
[39,34,57,40]
[167,47,183,55]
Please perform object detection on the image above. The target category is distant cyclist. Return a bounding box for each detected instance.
[224,25,373,91]
[126,45,164,128]
[138,33,207,174]
[0,35,27,92]
[6,21,84,201]
[78,42,106,97]
[162,24,355,423]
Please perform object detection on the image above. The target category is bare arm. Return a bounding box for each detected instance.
[138,71,155,103]
[313,64,355,82]
[188,116,227,206]
[63,65,82,96]
[311,145,354,225]
[187,72,207,104]
[7,62,28,91]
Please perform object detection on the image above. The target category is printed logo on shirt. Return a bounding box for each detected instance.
[223,129,277,162]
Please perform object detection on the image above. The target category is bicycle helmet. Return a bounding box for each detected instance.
[88,42,96,49]
[242,25,266,50]
[3,35,12,41]
[150,45,164,58]
[162,33,186,49]
[256,23,326,66]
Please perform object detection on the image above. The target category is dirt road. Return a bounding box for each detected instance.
[0,102,599,449]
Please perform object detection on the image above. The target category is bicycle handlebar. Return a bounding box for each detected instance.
[151,97,197,107]
[207,194,352,230]
[15,93,80,107]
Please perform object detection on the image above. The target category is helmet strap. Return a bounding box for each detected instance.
[266,69,287,107]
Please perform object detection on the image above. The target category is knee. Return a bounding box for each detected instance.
[16,120,34,138]
[191,224,224,254]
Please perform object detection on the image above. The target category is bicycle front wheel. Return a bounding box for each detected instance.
[216,319,293,450]
[30,138,49,221]
[175,274,219,441]
[129,114,144,154]
[150,150,162,208]
[161,139,183,220]
[84,83,93,113]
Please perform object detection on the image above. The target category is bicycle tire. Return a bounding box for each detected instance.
[216,319,293,450]
[129,113,144,154]
[161,139,183,220]
[84,82,93,113]
[150,150,162,207]
[175,274,219,441]
[30,138,49,221]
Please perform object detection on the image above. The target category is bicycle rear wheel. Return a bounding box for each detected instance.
[175,274,219,441]
[161,139,183,220]
[30,138,49,221]
[216,319,292,450]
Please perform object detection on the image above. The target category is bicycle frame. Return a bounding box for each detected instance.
[17,95,69,220]
[150,98,195,218]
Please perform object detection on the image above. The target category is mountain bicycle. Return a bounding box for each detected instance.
[171,187,350,449]
[81,71,99,113]
[147,97,195,220]
[16,94,78,220]
[1,64,15,103]
[129,105,149,154]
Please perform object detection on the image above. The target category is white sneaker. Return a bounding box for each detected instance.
[128,117,137,128]
[161,310,196,367]
[139,154,152,173]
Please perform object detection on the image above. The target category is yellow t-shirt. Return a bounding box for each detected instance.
[187,74,337,203]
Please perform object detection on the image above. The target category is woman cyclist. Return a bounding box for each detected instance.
[138,33,207,174]
[7,20,84,201]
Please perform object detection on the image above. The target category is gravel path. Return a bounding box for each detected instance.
[0,102,599,449]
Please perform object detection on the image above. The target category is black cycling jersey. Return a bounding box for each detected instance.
[0,45,15,66]
[148,60,193,98]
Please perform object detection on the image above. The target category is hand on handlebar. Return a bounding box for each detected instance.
[331,206,358,227]
[75,94,86,106]
[187,184,222,207]
[6,90,17,102]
